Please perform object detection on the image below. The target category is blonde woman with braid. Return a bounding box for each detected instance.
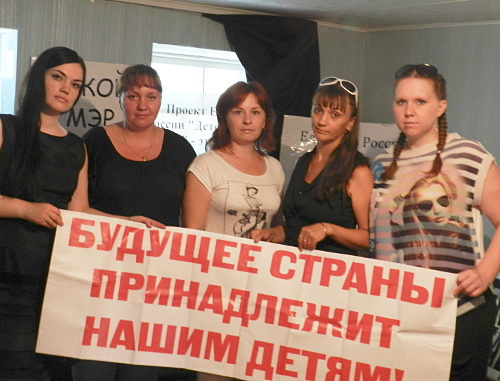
[370,64,500,380]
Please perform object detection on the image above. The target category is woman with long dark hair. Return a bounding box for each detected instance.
[0,47,160,380]
[252,77,373,254]
[0,46,89,380]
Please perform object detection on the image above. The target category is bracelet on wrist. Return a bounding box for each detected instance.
[320,222,328,237]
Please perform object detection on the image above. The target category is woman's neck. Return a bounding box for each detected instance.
[224,141,261,159]
[315,140,340,161]
[39,112,66,136]
[215,142,266,176]
[120,122,157,139]
[405,129,439,150]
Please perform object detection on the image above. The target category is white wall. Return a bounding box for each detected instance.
[363,25,500,157]
[0,0,231,93]
[359,25,500,243]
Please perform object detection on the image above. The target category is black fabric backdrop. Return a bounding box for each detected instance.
[203,15,320,157]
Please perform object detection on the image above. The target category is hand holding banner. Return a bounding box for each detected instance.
[37,210,457,380]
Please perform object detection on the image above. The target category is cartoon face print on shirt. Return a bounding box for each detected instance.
[389,170,474,268]
[403,175,458,226]
[228,185,268,238]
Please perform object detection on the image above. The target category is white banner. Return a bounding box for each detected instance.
[38,211,457,380]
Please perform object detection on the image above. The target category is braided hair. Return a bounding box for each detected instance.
[382,65,447,181]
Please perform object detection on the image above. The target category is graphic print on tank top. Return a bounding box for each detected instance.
[227,184,269,238]
[374,161,477,271]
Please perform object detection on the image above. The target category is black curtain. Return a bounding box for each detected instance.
[203,15,320,157]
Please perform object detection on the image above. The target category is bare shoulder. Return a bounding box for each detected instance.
[102,123,122,143]
[347,165,374,197]
[480,162,500,226]
[103,123,120,135]
[351,165,374,184]
[483,162,500,198]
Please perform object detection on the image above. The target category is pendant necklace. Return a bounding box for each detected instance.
[307,157,322,175]
[122,128,158,161]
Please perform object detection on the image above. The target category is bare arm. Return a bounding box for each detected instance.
[0,195,64,228]
[0,118,65,228]
[299,165,374,251]
[182,171,212,230]
[455,163,500,297]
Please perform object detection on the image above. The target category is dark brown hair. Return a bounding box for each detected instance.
[117,64,162,95]
[313,82,369,203]
[8,47,86,199]
[207,81,275,154]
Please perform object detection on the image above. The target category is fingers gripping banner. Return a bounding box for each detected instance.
[37,211,457,380]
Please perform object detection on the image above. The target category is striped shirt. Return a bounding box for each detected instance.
[370,133,494,273]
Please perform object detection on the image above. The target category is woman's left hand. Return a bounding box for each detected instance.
[129,215,166,229]
[250,225,285,244]
[298,223,328,251]
[454,268,490,297]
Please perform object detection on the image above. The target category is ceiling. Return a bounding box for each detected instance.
[111,0,500,31]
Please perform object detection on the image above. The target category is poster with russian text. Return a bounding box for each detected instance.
[58,61,128,136]
[280,116,400,189]
[37,211,457,380]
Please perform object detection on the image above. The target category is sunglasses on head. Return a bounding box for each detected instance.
[319,76,358,106]
[395,63,439,79]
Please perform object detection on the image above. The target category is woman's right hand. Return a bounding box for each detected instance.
[24,202,63,228]
[251,225,285,244]
[129,215,166,229]
[297,223,328,251]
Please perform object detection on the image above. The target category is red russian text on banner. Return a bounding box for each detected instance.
[37,210,457,380]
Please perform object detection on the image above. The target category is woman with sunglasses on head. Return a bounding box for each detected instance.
[252,77,373,255]
[370,63,500,380]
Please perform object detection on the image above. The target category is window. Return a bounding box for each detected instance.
[0,28,18,114]
[152,43,246,154]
